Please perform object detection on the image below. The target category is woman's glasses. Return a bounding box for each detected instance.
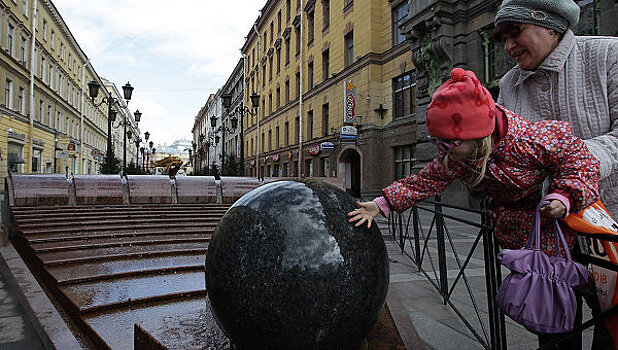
[427,136,464,152]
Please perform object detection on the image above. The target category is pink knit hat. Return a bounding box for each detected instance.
[426,68,497,140]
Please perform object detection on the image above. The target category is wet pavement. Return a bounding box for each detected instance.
[0,258,44,350]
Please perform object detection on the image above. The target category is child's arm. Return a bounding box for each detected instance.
[533,121,600,214]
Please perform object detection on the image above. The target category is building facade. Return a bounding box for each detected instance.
[102,78,139,170]
[240,0,415,197]
[220,58,244,173]
[0,0,118,186]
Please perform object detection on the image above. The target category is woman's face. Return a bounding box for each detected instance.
[501,23,560,70]
[446,140,476,161]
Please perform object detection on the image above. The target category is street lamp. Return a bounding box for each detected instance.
[221,91,260,176]
[134,137,142,171]
[88,79,134,174]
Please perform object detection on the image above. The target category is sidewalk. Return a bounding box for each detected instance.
[378,207,594,349]
[0,235,44,350]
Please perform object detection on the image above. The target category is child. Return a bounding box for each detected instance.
[348,68,604,346]
[349,67,599,255]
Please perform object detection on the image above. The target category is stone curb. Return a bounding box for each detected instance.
[0,239,82,349]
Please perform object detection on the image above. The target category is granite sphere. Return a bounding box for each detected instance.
[205,180,389,350]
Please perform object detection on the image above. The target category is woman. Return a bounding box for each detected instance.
[493,0,618,219]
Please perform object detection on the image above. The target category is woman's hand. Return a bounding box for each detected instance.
[540,199,566,219]
[347,201,380,228]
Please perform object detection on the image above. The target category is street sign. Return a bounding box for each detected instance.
[341,126,358,140]
[56,150,69,159]
[67,143,76,158]
[320,142,335,150]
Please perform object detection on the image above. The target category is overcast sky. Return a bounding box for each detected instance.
[54,1,265,146]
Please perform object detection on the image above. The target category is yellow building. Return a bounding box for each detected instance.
[0,0,111,187]
[241,0,415,197]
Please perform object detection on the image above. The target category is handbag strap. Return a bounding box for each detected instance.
[526,200,572,261]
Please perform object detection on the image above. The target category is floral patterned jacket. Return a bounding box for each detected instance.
[382,106,600,255]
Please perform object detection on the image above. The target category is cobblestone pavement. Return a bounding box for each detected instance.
[0,272,44,350]
[377,207,594,349]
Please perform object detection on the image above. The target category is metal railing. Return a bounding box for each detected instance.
[388,195,618,350]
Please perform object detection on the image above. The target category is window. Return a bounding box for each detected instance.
[43,19,47,40]
[392,2,409,45]
[278,10,282,33]
[307,110,313,140]
[47,105,51,125]
[262,97,265,118]
[322,0,330,29]
[295,72,300,98]
[286,0,291,21]
[308,62,314,89]
[322,103,329,136]
[7,143,24,173]
[5,78,12,109]
[18,86,24,114]
[264,32,267,52]
[295,116,300,143]
[40,55,46,80]
[7,24,14,56]
[261,132,265,152]
[263,65,266,86]
[345,0,353,6]
[284,121,290,146]
[320,157,330,177]
[269,93,273,114]
[38,99,43,122]
[270,21,274,43]
[285,37,290,64]
[276,87,280,108]
[32,149,42,173]
[50,30,55,50]
[269,57,273,80]
[276,126,280,149]
[276,47,281,73]
[268,129,272,150]
[344,32,354,67]
[394,145,415,180]
[307,11,314,43]
[295,27,301,55]
[22,0,28,16]
[305,159,313,177]
[393,71,416,118]
[285,80,290,103]
[322,49,329,81]
[20,36,26,64]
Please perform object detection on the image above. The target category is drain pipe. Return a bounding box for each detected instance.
[28,0,38,173]
[80,60,91,174]
[253,22,261,179]
[298,0,304,178]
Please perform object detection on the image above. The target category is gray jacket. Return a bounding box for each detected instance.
[497,30,618,216]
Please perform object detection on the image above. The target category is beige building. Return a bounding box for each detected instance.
[241,0,414,197]
[0,0,114,186]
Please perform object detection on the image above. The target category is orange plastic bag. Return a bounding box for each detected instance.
[563,200,618,343]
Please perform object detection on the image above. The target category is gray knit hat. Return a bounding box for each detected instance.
[494,0,580,34]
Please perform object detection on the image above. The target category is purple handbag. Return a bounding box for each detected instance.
[496,201,589,334]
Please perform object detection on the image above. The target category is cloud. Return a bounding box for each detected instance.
[54,0,264,145]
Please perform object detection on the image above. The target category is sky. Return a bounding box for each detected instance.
[53,0,265,146]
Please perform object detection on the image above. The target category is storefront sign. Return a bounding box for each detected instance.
[273,154,280,162]
[344,80,357,124]
[56,150,69,159]
[309,145,320,156]
[320,142,335,151]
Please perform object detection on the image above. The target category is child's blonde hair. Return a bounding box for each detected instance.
[444,135,493,187]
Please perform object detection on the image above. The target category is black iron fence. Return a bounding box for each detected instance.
[388,195,618,350]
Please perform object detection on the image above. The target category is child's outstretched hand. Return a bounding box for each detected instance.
[348,201,379,228]
[540,199,566,219]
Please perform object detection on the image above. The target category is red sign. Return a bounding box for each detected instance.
[309,145,320,156]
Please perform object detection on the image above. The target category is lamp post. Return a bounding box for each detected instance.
[191,141,197,173]
[199,133,205,173]
[134,137,142,171]
[221,91,260,176]
[87,80,134,174]
[148,140,154,174]
[140,146,145,172]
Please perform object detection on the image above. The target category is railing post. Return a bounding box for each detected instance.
[480,197,507,350]
[435,195,449,303]
[413,207,422,269]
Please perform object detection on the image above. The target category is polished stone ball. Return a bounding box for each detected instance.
[205,180,389,350]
